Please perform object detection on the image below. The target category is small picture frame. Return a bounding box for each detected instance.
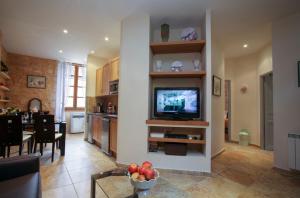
[213,75,221,96]
[27,75,46,89]
[298,61,300,87]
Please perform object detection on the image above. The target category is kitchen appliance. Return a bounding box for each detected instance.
[109,80,119,95]
[87,114,94,143]
[70,112,85,133]
[101,117,111,155]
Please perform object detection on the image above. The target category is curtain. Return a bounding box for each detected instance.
[55,62,72,121]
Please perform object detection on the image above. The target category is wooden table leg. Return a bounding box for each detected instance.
[59,122,66,156]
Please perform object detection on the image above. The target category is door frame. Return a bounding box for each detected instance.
[225,80,232,142]
[260,71,273,149]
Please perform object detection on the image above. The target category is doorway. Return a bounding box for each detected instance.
[225,80,231,142]
[261,73,273,151]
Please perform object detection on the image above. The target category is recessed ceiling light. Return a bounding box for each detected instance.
[59,50,63,53]
[104,37,109,41]
[243,44,248,48]
[90,50,95,54]
[63,29,68,34]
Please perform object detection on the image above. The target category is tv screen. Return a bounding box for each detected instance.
[154,87,200,119]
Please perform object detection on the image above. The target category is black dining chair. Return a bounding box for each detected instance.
[33,115,62,162]
[0,115,32,157]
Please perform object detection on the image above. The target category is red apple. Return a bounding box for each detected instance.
[128,163,138,174]
[138,166,147,175]
[144,168,155,180]
[137,174,146,181]
[142,161,153,169]
[131,172,139,181]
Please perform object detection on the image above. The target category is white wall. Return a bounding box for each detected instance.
[86,55,107,97]
[225,44,272,146]
[117,13,151,165]
[211,35,225,157]
[272,12,300,170]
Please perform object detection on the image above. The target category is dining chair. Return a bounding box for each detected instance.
[33,115,62,162]
[0,115,32,157]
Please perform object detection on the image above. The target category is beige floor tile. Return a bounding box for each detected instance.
[43,184,78,198]
[73,179,108,198]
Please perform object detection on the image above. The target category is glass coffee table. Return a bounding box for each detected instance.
[91,168,188,198]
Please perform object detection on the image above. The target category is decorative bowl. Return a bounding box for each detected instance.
[129,169,159,190]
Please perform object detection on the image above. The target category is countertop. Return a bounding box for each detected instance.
[87,112,118,118]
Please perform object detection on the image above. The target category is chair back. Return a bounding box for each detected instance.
[34,115,55,143]
[0,115,23,146]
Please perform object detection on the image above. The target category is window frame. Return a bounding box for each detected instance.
[65,64,86,111]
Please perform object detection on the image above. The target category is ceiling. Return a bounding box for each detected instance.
[0,0,299,63]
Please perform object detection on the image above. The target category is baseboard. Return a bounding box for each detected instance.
[211,148,225,159]
[228,140,261,148]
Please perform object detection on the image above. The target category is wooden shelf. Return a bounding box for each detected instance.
[149,71,206,78]
[148,137,206,144]
[0,99,10,103]
[150,40,205,54]
[0,86,10,91]
[0,72,11,80]
[146,119,209,128]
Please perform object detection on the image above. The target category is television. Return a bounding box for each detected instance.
[154,87,200,119]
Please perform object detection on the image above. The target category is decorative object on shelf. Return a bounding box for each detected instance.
[240,84,248,93]
[170,61,183,72]
[161,23,169,42]
[0,61,8,72]
[155,60,162,72]
[298,61,300,87]
[27,75,46,89]
[193,59,201,71]
[212,75,221,96]
[6,107,20,116]
[181,27,198,41]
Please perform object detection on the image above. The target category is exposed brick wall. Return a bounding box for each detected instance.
[6,53,57,113]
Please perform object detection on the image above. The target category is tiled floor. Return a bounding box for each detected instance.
[7,134,300,197]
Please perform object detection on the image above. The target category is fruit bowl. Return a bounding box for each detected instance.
[129,169,159,190]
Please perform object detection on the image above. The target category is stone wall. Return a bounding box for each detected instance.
[6,53,57,113]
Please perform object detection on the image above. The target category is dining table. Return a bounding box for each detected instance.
[22,120,66,156]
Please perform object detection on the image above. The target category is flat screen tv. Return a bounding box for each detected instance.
[154,87,200,119]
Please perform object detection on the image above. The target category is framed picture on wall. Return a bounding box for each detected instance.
[27,75,46,89]
[212,75,222,96]
[298,61,300,87]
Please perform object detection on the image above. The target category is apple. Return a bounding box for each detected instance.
[128,163,138,174]
[131,172,139,181]
[144,168,155,180]
[138,166,147,175]
[137,174,146,181]
[142,161,153,169]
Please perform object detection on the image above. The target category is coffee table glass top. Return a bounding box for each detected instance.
[96,175,188,198]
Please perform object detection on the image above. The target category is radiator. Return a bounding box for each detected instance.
[70,112,85,133]
[288,133,300,170]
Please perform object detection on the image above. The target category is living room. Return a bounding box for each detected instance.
[0,0,300,198]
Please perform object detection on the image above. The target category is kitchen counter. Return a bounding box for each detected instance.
[87,112,118,118]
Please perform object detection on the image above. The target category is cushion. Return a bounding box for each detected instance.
[23,131,35,135]
[23,134,32,142]
[55,133,62,140]
[0,173,41,198]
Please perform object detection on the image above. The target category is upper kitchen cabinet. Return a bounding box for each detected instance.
[96,57,119,97]
[110,57,119,81]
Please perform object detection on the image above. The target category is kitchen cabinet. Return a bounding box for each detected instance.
[109,117,118,154]
[92,115,102,145]
[95,57,119,96]
[110,58,119,81]
[95,68,103,97]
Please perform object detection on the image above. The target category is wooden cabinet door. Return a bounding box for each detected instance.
[110,58,119,81]
[102,63,110,95]
[92,115,102,144]
[109,118,117,153]
[96,68,103,96]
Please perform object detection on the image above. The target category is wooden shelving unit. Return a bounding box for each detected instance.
[0,72,11,80]
[0,100,10,103]
[149,71,206,78]
[146,119,209,128]
[0,86,9,91]
[150,40,205,54]
[148,137,206,144]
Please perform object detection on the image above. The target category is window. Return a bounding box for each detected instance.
[65,64,86,110]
